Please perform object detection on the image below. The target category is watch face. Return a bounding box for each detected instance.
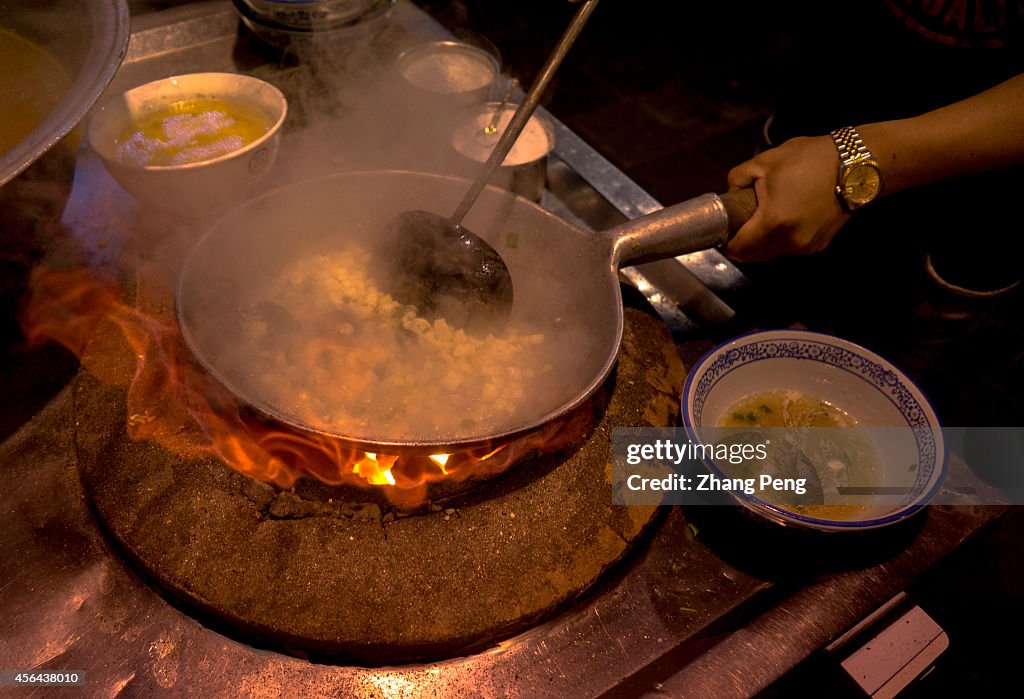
[842,162,882,205]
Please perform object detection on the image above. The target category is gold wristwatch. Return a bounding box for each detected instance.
[831,126,883,211]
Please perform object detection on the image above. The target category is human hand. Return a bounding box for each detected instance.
[724,135,849,263]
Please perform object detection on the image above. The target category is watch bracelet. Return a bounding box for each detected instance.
[831,125,871,164]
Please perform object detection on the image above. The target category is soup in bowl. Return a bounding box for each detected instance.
[681,330,947,532]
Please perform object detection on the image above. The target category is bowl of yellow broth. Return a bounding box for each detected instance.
[87,72,287,215]
[681,329,946,532]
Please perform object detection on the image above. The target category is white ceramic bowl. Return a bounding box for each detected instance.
[87,72,287,215]
[681,329,947,531]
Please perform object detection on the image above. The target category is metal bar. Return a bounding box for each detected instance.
[545,113,751,297]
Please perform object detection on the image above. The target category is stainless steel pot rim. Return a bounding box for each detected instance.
[232,0,397,33]
[0,0,130,187]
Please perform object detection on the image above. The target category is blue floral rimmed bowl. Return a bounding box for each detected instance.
[681,329,948,532]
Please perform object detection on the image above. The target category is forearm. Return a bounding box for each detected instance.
[859,73,1024,196]
[723,72,1024,262]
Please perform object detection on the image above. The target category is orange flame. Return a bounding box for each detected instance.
[20,267,577,506]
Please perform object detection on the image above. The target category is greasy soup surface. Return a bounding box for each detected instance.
[717,390,883,520]
[238,246,558,439]
[0,28,72,156]
[115,97,270,167]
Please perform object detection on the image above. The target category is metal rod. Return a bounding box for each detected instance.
[483,78,519,135]
[449,0,599,225]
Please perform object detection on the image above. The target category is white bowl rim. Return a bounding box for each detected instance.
[87,71,287,172]
[680,328,949,531]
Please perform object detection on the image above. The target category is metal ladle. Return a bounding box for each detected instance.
[378,0,599,332]
[482,77,519,137]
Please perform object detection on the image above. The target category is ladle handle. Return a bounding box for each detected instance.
[483,78,519,135]
[611,188,758,267]
[450,0,600,225]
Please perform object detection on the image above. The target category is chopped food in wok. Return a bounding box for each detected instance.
[241,246,553,438]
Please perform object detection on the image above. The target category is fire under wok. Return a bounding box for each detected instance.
[177,170,754,453]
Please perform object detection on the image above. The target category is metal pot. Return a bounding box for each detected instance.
[1,0,129,368]
[177,170,754,454]
[0,0,129,187]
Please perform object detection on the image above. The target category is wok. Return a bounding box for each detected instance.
[177,170,754,453]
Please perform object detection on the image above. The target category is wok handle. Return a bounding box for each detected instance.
[720,187,758,235]
[611,187,758,267]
